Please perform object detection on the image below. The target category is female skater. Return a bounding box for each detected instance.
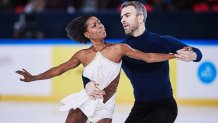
[16,15,176,123]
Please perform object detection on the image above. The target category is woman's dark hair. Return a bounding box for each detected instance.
[66,15,92,43]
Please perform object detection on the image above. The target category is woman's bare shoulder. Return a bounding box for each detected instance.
[78,47,92,54]
[73,47,92,59]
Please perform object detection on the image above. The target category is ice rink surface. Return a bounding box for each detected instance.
[1,101,218,123]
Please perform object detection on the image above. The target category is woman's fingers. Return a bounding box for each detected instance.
[16,70,25,76]
[22,69,31,76]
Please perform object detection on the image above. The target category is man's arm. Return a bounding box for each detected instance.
[82,75,90,87]
[82,75,105,100]
[176,46,202,62]
[162,35,202,62]
[191,47,202,62]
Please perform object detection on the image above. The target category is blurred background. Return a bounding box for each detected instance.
[0,0,218,123]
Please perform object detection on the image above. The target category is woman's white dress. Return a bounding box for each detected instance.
[59,52,122,123]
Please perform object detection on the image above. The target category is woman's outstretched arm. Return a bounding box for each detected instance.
[16,51,82,82]
[119,43,176,63]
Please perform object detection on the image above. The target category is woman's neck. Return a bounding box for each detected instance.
[91,41,107,52]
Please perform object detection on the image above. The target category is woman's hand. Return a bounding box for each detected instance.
[15,69,35,82]
[175,47,197,62]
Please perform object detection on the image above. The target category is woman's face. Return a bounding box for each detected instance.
[84,16,107,42]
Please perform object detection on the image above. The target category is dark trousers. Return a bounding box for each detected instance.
[125,97,178,123]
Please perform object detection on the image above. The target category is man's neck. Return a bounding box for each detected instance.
[132,24,146,37]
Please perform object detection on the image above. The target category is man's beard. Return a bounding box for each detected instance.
[125,24,138,35]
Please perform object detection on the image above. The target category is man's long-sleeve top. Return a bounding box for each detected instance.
[83,31,202,102]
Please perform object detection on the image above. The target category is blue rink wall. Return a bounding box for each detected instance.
[0,39,218,105]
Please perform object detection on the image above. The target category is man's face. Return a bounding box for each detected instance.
[121,6,139,35]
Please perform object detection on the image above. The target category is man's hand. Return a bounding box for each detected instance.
[85,81,105,100]
[175,47,197,62]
